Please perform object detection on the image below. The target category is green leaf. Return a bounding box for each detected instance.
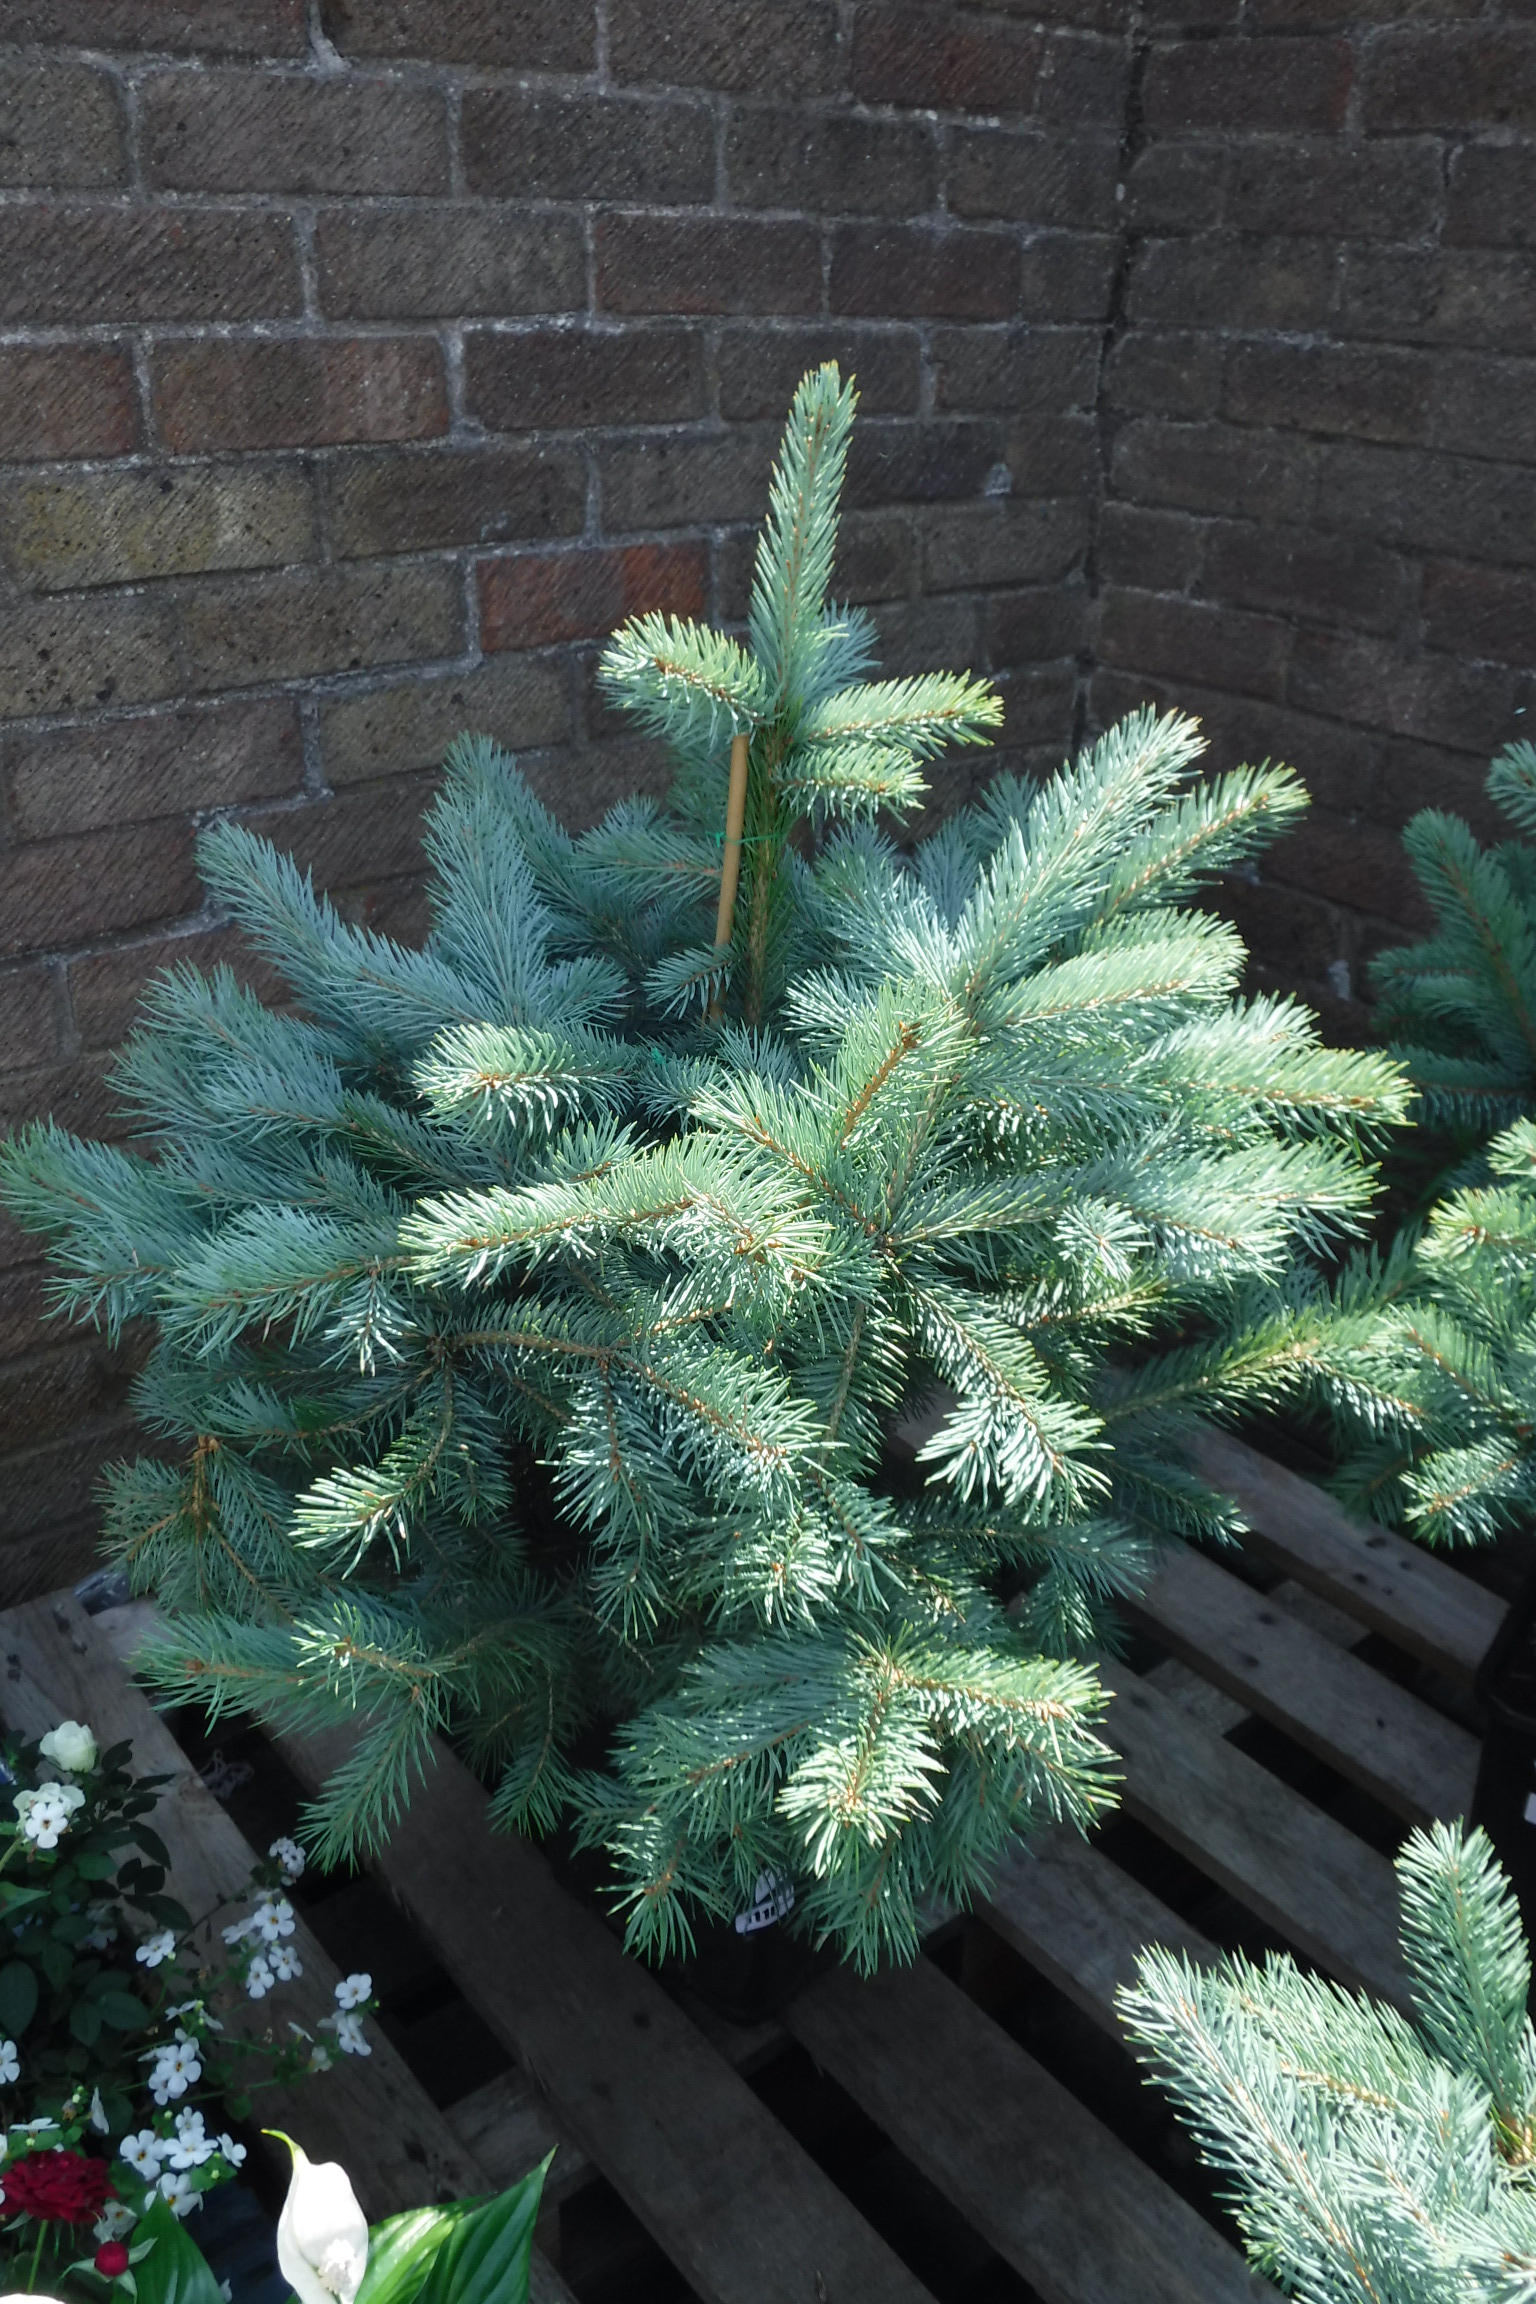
[75,1849,116,1880]
[0,1958,39,2036]
[69,1997,102,2047]
[408,2160,550,2304]
[96,1989,151,2030]
[353,2206,471,2304]
[130,2193,225,2304]
[0,1886,50,1917]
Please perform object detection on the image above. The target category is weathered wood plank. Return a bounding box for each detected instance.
[977,1827,1216,2038]
[1190,1428,1502,1687]
[272,1719,939,2304]
[76,1600,578,2304]
[1125,1547,1479,1827]
[1100,1665,1409,2008]
[785,1956,1277,2304]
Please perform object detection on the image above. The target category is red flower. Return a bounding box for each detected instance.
[0,2147,115,2225]
[95,2241,131,2277]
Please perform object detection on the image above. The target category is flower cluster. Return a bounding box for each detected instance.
[222,1889,303,2000]
[116,2107,246,2220]
[13,1782,86,1850]
[317,1977,373,2063]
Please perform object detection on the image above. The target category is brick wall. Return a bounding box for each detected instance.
[0,0,1530,1595]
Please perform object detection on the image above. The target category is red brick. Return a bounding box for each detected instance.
[315,208,584,321]
[726,106,938,217]
[831,224,1021,321]
[609,0,840,96]
[69,927,288,1050]
[1422,563,1536,668]
[0,207,299,325]
[0,966,64,1072]
[141,70,448,195]
[326,443,585,558]
[480,543,707,652]
[1228,138,1444,241]
[6,697,303,840]
[1143,36,1353,131]
[464,90,715,203]
[181,563,462,692]
[950,129,1119,227]
[0,822,200,960]
[0,347,138,461]
[8,0,305,51]
[596,430,777,532]
[0,1056,128,1145]
[239,774,434,893]
[320,0,593,68]
[596,214,822,317]
[1362,30,1536,131]
[1100,588,1290,700]
[153,337,447,452]
[1223,341,1433,446]
[464,329,706,433]
[718,326,922,420]
[0,63,123,187]
[1447,147,1536,249]
[852,5,1040,112]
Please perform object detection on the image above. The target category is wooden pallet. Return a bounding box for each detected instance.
[1,1432,1505,2304]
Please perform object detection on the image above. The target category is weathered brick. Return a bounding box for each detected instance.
[464,328,706,432]
[0,1343,143,1453]
[9,0,305,51]
[7,697,303,839]
[315,207,584,321]
[1123,145,1227,232]
[988,658,1078,742]
[463,90,715,204]
[0,594,180,719]
[1007,411,1099,496]
[1097,502,1206,594]
[1100,588,1290,700]
[325,446,585,558]
[986,581,1090,667]
[480,543,706,651]
[1289,629,1531,754]
[180,562,462,691]
[831,223,1020,321]
[0,821,199,960]
[1113,418,1317,524]
[922,497,1089,587]
[722,506,917,618]
[1201,521,1410,636]
[1447,147,1536,250]
[609,0,841,96]
[597,214,822,317]
[1362,30,1536,131]
[597,429,776,532]
[522,739,673,834]
[2,463,314,592]
[847,418,1002,506]
[153,337,447,452]
[1129,234,1339,329]
[141,70,448,195]
[727,106,938,216]
[0,62,123,186]
[321,658,572,785]
[718,326,922,420]
[1228,138,1444,241]
[1223,340,1434,446]
[1106,329,1223,419]
[1263,810,1424,934]
[1019,233,1118,322]
[0,967,63,1072]
[872,591,984,673]
[69,927,288,1050]
[1339,249,1536,354]
[1247,0,1482,26]
[949,128,1119,227]
[0,1263,57,1363]
[931,324,1100,413]
[0,1057,126,1145]
[0,347,138,460]
[1422,562,1536,668]
[1034,28,1131,122]
[320,0,593,68]
[1143,35,1353,131]
[241,773,435,893]
[1375,741,1511,847]
[852,5,1040,112]
[0,207,299,325]
[1313,442,1536,567]
[0,1427,135,1577]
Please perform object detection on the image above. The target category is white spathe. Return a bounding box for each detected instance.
[272,2138,368,2304]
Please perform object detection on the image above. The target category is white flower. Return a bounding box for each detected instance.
[14,1783,85,1848]
[11,2118,56,2137]
[253,1895,295,1945]
[168,2111,215,2171]
[39,1721,97,1775]
[135,1930,177,1971]
[307,2043,334,2074]
[88,2089,108,2134]
[94,2200,136,2241]
[168,1999,221,2034]
[217,2134,247,2170]
[269,1838,305,1884]
[158,2168,199,2218]
[332,1974,371,2012]
[119,2131,163,2180]
[147,2041,201,2104]
[0,2042,18,2086]
[220,1915,254,1947]
[274,2139,368,2304]
[83,1905,116,1951]
[330,2013,369,2059]
[268,1943,302,1983]
[245,1955,274,2001]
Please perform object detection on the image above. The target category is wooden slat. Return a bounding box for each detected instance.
[978,1827,1216,2038]
[1125,1546,1479,1827]
[1190,1428,1502,1687]
[271,1720,938,2304]
[1101,1665,1409,2008]
[785,1957,1277,2304]
[75,1600,578,2304]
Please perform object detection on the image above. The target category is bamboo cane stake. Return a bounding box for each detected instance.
[709,728,751,1017]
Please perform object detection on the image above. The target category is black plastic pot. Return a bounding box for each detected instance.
[667,1875,833,2028]
[1471,1561,1536,1982]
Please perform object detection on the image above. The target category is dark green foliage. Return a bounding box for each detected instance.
[0,369,1407,1968]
